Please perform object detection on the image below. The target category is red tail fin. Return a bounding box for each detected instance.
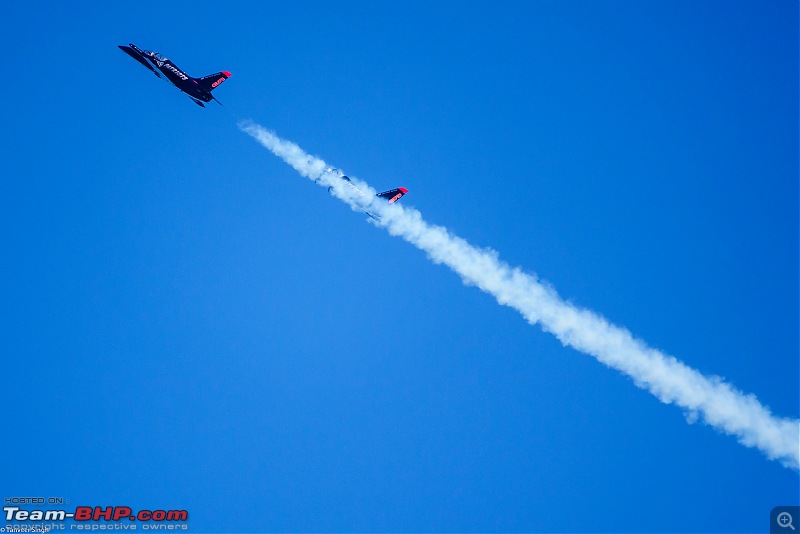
[197,71,231,92]
[377,187,408,203]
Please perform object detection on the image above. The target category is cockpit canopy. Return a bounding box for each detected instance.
[145,51,167,62]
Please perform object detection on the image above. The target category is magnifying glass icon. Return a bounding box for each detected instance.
[778,512,796,531]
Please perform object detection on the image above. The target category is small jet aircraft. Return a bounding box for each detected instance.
[118,43,230,107]
[318,168,408,219]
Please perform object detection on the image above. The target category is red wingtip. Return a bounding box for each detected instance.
[222,71,232,77]
[399,187,408,194]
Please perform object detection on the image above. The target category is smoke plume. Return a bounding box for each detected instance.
[239,120,800,470]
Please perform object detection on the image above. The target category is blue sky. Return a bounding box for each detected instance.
[2,1,798,532]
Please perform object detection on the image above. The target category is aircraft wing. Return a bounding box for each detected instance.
[118,45,157,74]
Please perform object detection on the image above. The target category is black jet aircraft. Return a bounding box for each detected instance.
[118,43,231,107]
[317,168,408,220]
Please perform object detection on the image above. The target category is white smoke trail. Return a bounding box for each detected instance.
[239,120,800,470]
